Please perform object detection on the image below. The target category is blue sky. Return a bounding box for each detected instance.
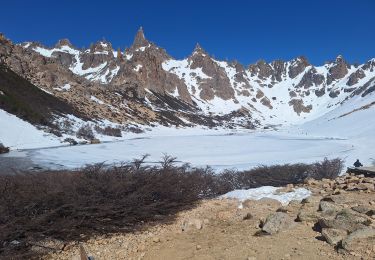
[1,0,374,65]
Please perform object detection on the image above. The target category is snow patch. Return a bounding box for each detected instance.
[90,95,105,105]
[221,186,311,206]
[53,84,71,91]
[134,64,143,72]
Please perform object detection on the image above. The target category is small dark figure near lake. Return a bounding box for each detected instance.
[353,159,363,168]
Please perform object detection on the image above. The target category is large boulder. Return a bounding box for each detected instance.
[319,200,343,214]
[341,227,375,252]
[318,209,371,233]
[297,208,320,223]
[321,228,347,246]
[261,212,294,235]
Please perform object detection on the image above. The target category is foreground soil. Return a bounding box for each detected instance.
[46,174,375,260]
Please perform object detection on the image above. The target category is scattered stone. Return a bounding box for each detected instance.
[356,183,375,191]
[243,213,253,220]
[261,212,294,235]
[181,218,203,231]
[318,209,371,233]
[319,200,342,213]
[341,227,375,252]
[152,237,160,243]
[297,209,320,223]
[196,245,202,250]
[321,228,347,245]
[351,205,371,214]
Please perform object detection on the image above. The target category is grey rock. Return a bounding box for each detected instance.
[341,227,375,251]
[262,212,294,235]
[321,228,347,246]
[318,209,371,233]
[319,200,342,213]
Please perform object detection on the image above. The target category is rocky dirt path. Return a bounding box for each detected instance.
[46,174,375,260]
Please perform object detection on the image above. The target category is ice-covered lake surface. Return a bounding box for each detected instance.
[20,129,358,171]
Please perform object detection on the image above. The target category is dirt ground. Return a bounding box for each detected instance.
[46,198,358,260]
[45,174,375,260]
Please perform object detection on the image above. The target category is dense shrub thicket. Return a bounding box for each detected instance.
[0,157,343,257]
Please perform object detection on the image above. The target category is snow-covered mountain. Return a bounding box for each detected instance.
[1,28,375,147]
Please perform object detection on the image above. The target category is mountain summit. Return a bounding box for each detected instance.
[132,27,149,49]
[0,30,374,135]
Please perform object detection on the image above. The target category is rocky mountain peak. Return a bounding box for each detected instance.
[248,59,273,78]
[335,54,345,63]
[90,40,113,53]
[55,39,74,48]
[191,43,209,57]
[327,55,349,84]
[288,56,310,78]
[132,27,149,49]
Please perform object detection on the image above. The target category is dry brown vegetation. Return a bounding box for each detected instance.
[94,125,122,137]
[0,157,343,258]
[0,142,9,154]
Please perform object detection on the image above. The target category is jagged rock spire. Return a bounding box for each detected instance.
[335,54,347,64]
[91,40,113,52]
[55,39,73,48]
[192,42,208,56]
[132,26,149,48]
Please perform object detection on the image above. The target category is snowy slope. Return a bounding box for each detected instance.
[0,109,61,149]
[292,86,375,166]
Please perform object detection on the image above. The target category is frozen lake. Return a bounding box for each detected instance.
[21,131,355,171]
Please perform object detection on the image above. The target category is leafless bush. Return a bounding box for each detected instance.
[94,125,122,137]
[0,158,343,258]
[63,138,78,145]
[306,158,344,179]
[125,125,144,133]
[0,142,9,154]
[76,124,95,140]
[58,119,74,134]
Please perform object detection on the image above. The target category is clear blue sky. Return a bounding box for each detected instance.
[1,0,374,65]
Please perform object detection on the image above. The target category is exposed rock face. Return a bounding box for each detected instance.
[55,39,74,48]
[81,41,114,70]
[347,69,365,86]
[131,27,149,49]
[188,44,234,101]
[1,30,375,131]
[326,55,349,84]
[296,68,325,89]
[248,60,273,79]
[288,56,310,78]
[288,99,312,115]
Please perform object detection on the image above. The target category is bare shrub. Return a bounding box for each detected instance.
[63,138,78,145]
[0,142,10,154]
[306,157,344,180]
[0,158,343,258]
[59,119,74,134]
[76,124,95,140]
[125,125,144,133]
[94,125,122,137]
